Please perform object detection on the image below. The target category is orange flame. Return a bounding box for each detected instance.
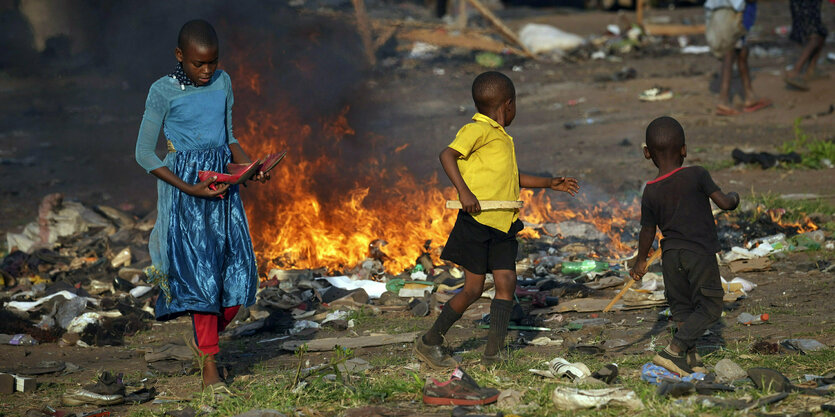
[763,208,818,233]
[228,65,642,276]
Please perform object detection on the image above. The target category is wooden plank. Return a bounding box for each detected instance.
[281,331,419,351]
[464,0,534,57]
[397,27,524,55]
[445,200,524,210]
[644,23,705,36]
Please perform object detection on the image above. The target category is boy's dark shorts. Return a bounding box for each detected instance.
[440,210,523,275]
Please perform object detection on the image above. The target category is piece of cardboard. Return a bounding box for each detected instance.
[729,257,772,274]
[0,373,14,395]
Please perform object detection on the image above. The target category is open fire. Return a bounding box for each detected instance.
[230,72,641,274]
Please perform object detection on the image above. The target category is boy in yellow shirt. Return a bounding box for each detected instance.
[415,71,579,368]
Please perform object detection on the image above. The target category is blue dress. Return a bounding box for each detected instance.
[135,70,257,321]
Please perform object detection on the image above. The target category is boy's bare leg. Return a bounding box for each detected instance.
[788,34,824,79]
[737,46,757,106]
[803,34,825,77]
[423,269,485,346]
[717,49,736,112]
[484,269,516,358]
[446,270,486,313]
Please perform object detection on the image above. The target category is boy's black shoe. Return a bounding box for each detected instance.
[653,347,694,377]
[414,334,458,370]
[686,349,707,373]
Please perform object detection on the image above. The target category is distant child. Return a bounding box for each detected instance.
[784,0,828,90]
[630,116,739,376]
[414,71,579,368]
[135,20,268,394]
[705,0,771,115]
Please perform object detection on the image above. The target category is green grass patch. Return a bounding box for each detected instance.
[780,118,835,169]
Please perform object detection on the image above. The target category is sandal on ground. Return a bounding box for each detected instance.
[715,105,740,116]
[743,98,772,113]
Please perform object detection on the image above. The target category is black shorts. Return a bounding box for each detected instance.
[440,211,523,275]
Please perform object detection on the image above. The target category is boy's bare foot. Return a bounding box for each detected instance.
[784,74,810,91]
[715,104,739,116]
[742,98,772,113]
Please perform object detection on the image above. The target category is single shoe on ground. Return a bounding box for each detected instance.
[653,348,693,377]
[62,370,127,405]
[414,334,458,370]
[530,357,591,381]
[423,367,499,406]
[62,388,124,406]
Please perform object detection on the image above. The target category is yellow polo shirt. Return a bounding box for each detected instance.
[448,113,520,233]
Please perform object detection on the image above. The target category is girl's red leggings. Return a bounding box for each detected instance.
[191,305,240,356]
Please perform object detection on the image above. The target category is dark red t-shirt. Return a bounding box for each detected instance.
[640,166,721,255]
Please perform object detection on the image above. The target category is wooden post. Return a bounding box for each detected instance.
[636,0,644,27]
[456,0,468,30]
[352,0,376,66]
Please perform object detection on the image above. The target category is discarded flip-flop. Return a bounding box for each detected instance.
[743,98,772,113]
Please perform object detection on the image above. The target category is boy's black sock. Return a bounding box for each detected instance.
[484,299,513,357]
[423,303,462,346]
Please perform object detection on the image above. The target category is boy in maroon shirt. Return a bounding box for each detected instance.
[630,116,739,376]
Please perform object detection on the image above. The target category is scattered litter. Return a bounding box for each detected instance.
[519,23,584,54]
[475,52,504,68]
[281,331,419,352]
[640,363,706,385]
[781,338,827,354]
[737,312,768,325]
[321,276,386,299]
[639,87,673,102]
[714,359,747,383]
[681,45,710,54]
[732,149,801,169]
[551,386,643,410]
[409,42,439,59]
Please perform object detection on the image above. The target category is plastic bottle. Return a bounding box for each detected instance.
[737,312,769,325]
[561,260,608,275]
[0,334,39,345]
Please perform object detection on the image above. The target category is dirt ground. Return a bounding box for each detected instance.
[1,1,834,416]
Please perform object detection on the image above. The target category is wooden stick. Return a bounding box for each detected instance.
[603,248,662,312]
[456,0,468,30]
[636,0,644,27]
[464,0,534,57]
[445,200,524,210]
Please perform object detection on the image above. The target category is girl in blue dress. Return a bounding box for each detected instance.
[135,19,266,393]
